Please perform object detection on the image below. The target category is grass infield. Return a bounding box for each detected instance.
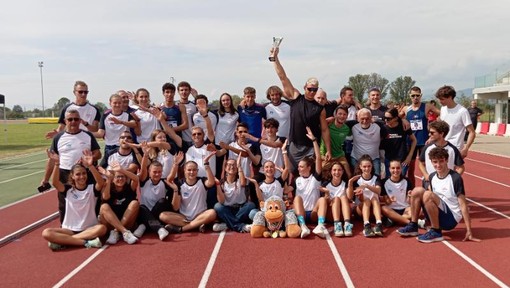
[0,122,54,159]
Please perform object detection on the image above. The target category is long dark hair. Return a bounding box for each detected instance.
[218,93,237,116]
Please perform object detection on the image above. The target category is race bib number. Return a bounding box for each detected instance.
[410,119,423,131]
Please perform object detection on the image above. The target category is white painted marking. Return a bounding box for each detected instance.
[466,158,510,170]
[467,198,510,220]
[0,170,44,184]
[52,245,109,288]
[0,158,47,170]
[326,233,355,287]
[442,241,509,288]
[198,230,226,288]
[0,212,58,246]
[464,172,510,189]
[470,150,510,159]
[0,151,46,162]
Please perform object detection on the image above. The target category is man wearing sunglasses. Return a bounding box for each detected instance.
[100,131,140,174]
[271,47,331,171]
[46,81,100,139]
[404,86,440,186]
[42,109,102,223]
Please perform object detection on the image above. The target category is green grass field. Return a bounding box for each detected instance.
[0,122,54,159]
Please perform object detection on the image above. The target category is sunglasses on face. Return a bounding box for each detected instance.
[306,87,319,92]
[410,94,421,98]
[66,117,81,122]
[76,90,89,95]
[192,132,203,136]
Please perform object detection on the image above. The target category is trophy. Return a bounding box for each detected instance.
[269,37,283,62]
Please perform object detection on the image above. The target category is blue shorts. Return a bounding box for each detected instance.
[424,200,458,231]
[305,211,313,223]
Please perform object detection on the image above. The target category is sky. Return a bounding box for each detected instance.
[1,0,509,110]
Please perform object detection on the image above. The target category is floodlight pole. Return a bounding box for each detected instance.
[38,61,45,117]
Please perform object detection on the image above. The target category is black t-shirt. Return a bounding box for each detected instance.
[381,122,413,161]
[288,94,324,146]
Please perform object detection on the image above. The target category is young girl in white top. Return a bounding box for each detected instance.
[159,151,217,233]
[347,154,383,237]
[42,150,106,250]
[321,161,353,237]
[289,127,328,239]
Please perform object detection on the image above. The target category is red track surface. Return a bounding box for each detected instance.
[1,151,509,287]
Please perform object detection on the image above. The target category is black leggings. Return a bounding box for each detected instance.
[138,198,172,232]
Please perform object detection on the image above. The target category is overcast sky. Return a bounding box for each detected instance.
[1,0,509,110]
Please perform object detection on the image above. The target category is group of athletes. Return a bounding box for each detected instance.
[39,47,480,251]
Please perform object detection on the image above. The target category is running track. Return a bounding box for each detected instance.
[1,151,509,288]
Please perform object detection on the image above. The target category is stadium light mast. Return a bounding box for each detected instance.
[38,61,45,116]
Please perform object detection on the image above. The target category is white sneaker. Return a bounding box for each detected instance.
[158,227,169,241]
[313,224,329,239]
[85,237,102,248]
[241,224,252,233]
[300,224,311,238]
[122,230,138,245]
[213,223,228,232]
[133,224,146,238]
[418,219,426,229]
[106,230,120,245]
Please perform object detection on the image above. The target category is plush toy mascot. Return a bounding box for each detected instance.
[250,195,301,238]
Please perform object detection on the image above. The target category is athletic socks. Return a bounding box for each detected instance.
[297,215,305,225]
[318,216,325,225]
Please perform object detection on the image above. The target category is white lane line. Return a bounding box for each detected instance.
[0,158,47,170]
[0,170,44,184]
[52,245,109,288]
[466,158,510,170]
[464,172,510,189]
[0,212,58,246]
[467,198,510,220]
[198,230,226,288]
[442,241,509,288]
[471,150,510,159]
[326,233,355,288]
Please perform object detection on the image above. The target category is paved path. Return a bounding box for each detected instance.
[471,134,510,157]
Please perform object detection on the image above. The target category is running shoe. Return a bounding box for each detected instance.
[363,224,375,237]
[133,224,146,238]
[312,224,329,239]
[212,223,228,232]
[85,237,102,248]
[165,224,182,234]
[158,227,169,241]
[418,219,426,229]
[300,224,311,238]
[241,224,252,233]
[397,222,419,237]
[106,230,120,245]
[334,222,344,237]
[344,222,353,237]
[48,242,65,251]
[374,223,384,237]
[122,230,138,245]
[417,229,444,243]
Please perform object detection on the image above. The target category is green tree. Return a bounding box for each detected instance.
[52,97,71,116]
[348,74,369,103]
[9,105,24,119]
[95,102,108,115]
[389,76,416,104]
[366,73,390,98]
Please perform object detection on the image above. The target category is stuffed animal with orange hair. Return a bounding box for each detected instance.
[250,195,301,238]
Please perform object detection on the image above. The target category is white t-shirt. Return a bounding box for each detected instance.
[324,181,347,198]
[228,141,258,177]
[62,184,99,231]
[140,178,168,210]
[265,102,291,138]
[99,111,131,146]
[430,170,464,223]
[215,112,239,145]
[440,104,472,150]
[381,176,411,210]
[193,111,217,139]
[353,175,381,201]
[185,143,216,177]
[293,173,321,211]
[178,178,208,221]
[259,177,285,201]
[222,179,247,206]
[134,109,160,143]
[258,137,285,178]
[351,123,384,160]
[181,102,197,143]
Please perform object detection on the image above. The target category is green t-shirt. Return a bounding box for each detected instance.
[320,123,351,158]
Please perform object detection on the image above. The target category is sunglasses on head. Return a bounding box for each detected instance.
[76,90,89,95]
[306,87,319,92]
[66,117,81,122]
